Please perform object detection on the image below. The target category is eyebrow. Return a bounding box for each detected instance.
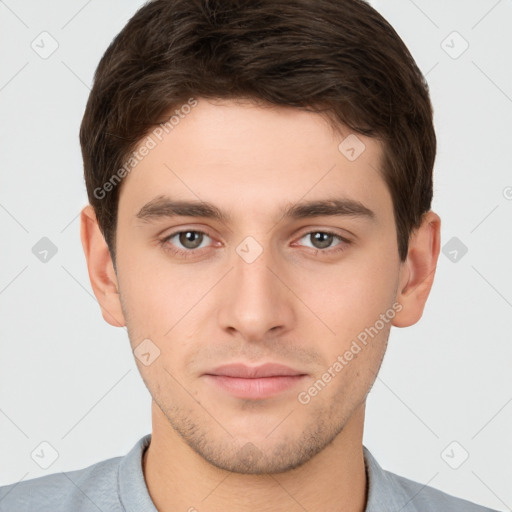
[135,195,376,224]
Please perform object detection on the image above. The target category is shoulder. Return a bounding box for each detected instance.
[384,469,498,512]
[363,446,499,512]
[0,455,123,512]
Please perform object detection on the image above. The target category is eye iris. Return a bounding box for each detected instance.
[312,232,333,249]
[179,231,203,249]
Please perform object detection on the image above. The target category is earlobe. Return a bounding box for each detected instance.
[392,211,441,328]
[80,204,126,328]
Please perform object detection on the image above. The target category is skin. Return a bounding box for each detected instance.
[81,98,441,512]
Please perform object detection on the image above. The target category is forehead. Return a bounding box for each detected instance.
[117,98,392,227]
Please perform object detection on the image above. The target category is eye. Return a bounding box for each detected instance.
[295,230,351,254]
[160,230,213,258]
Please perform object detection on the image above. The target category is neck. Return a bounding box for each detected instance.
[143,402,368,512]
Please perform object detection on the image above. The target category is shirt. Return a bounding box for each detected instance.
[0,433,499,511]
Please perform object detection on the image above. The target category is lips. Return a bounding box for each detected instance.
[203,363,307,399]
[205,362,306,378]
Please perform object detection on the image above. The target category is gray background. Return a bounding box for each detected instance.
[0,0,511,510]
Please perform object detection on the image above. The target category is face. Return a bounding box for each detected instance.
[100,98,408,474]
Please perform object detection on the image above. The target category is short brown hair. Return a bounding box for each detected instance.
[80,0,436,267]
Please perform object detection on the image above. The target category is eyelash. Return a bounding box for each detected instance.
[159,229,351,259]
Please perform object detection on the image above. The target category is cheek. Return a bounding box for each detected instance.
[117,261,213,380]
[292,246,399,341]
[116,244,200,332]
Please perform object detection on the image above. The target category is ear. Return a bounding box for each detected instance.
[80,204,126,328]
[392,210,441,328]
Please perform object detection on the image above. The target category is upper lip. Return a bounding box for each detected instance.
[205,363,306,378]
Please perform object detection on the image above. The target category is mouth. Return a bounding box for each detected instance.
[203,362,308,399]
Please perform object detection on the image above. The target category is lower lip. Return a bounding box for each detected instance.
[203,374,307,399]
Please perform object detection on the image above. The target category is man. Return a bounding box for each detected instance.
[0,0,499,510]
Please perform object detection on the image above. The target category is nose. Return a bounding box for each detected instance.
[216,242,296,342]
